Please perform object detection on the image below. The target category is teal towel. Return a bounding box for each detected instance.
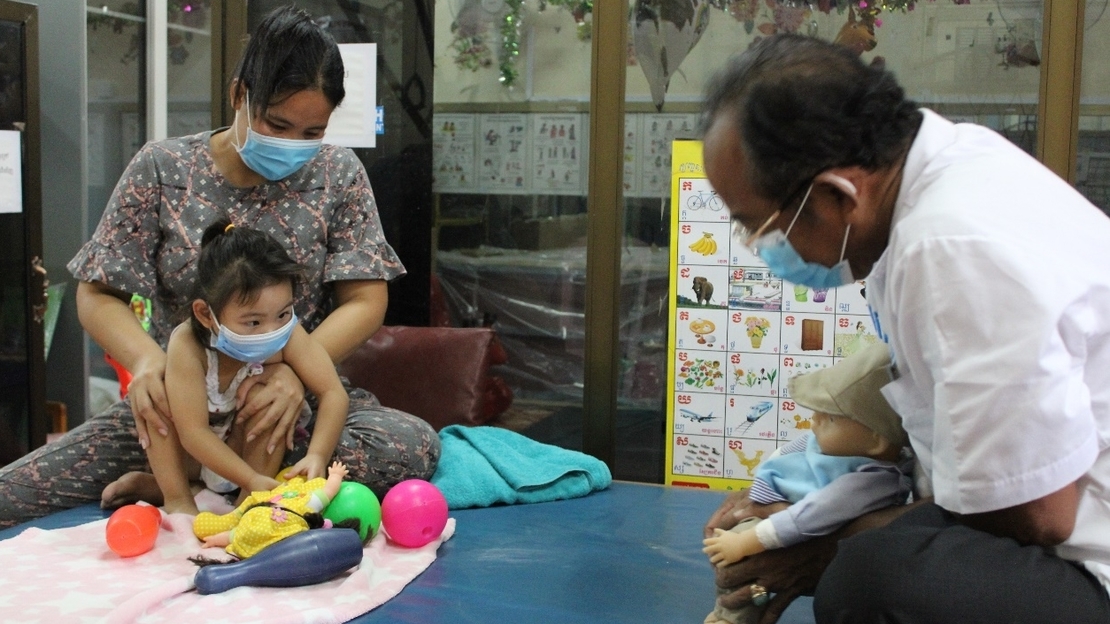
[431,425,612,509]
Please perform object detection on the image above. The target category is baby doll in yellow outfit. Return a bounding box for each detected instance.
[194,461,348,559]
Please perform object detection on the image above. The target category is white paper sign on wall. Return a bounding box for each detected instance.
[324,43,378,148]
[0,130,22,214]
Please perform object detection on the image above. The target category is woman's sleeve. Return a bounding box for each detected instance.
[66,143,163,297]
[323,150,406,283]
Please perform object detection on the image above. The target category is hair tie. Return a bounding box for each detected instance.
[224,223,235,233]
[323,519,333,529]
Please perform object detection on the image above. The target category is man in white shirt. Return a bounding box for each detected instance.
[700,33,1110,624]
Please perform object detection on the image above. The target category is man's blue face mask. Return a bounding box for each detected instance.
[744,182,855,289]
[232,92,323,181]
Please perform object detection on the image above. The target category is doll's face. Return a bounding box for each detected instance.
[810,411,889,458]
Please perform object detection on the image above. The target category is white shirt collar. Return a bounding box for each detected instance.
[892,108,958,227]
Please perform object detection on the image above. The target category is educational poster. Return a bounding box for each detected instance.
[532,113,584,195]
[477,114,529,194]
[622,113,640,196]
[640,113,698,197]
[665,140,881,491]
[432,113,477,193]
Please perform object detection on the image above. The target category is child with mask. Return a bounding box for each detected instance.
[702,343,913,624]
[150,219,349,516]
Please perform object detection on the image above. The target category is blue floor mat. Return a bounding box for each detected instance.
[0,482,815,623]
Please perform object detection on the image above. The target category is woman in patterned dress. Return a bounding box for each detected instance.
[0,5,439,528]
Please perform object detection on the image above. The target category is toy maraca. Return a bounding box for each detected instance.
[194,528,363,595]
[324,481,381,541]
[106,504,161,557]
[380,479,448,548]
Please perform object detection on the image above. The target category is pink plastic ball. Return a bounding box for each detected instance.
[105,504,161,557]
[381,479,448,548]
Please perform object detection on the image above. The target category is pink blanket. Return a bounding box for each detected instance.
[3,507,454,623]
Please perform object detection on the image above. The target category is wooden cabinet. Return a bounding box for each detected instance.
[0,0,42,466]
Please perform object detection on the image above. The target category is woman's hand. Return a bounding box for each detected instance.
[235,362,305,455]
[127,352,172,449]
[282,453,329,481]
[247,472,280,494]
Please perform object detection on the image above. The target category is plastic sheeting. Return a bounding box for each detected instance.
[435,245,670,408]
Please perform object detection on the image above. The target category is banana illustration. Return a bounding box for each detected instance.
[688,232,717,256]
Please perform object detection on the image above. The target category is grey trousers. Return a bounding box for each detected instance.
[0,384,440,529]
[815,502,1110,624]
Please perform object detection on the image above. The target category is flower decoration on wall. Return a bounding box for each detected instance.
[451,0,979,96]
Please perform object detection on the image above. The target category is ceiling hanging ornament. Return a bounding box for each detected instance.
[449,0,511,74]
[833,4,877,54]
[498,0,526,86]
[539,0,594,39]
[632,0,712,111]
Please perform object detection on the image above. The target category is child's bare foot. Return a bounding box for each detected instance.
[162,495,199,516]
[704,612,727,624]
[101,471,163,509]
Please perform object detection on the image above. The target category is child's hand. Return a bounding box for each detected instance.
[283,454,328,481]
[702,527,760,568]
[327,461,349,480]
[703,528,732,566]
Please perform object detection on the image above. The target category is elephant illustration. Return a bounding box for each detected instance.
[692,276,714,306]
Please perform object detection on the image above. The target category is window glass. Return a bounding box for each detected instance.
[621,0,1044,483]
[1076,1,1110,217]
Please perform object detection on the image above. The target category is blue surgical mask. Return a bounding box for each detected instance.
[232,92,322,181]
[750,183,855,289]
[209,310,298,363]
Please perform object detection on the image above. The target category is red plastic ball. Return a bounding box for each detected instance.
[380,479,448,548]
[105,504,161,557]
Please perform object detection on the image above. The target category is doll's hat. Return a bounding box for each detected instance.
[788,342,908,448]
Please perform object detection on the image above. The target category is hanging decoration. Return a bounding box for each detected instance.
[540,0,594,39]
[632,0,713,112]
[832,4,877,54]
[87,0,211,66]
[498,0,526,86]
[449,0,594,88]
[450,0,983,93]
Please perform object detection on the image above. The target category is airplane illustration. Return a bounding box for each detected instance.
[679,408,718,423]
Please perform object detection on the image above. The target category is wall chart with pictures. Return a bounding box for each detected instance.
[665,140,882,491]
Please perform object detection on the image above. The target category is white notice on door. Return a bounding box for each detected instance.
[0,130,21,214]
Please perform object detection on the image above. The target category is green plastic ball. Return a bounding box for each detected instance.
[324,482,381,541]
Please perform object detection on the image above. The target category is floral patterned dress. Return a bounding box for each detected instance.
[0,130,440,529]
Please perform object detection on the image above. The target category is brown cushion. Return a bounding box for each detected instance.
[338,326,512,431]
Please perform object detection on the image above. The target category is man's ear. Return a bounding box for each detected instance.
[814,169,860,201]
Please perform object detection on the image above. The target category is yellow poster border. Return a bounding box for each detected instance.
[665,140,751,492]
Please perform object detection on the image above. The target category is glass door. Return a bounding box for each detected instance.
[85,0,148,401]
[243,0,434,326]
[620,0,1046,484]
[431,0,594,451]
[0,0,42,465]
[1077,0,1110,217]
